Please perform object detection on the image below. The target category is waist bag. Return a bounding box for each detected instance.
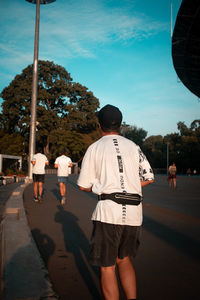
[98,192,143,205]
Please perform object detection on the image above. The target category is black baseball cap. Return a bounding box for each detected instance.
[97,104,122,130]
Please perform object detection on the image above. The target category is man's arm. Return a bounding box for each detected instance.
[138,147,154,187]
[140,180,154,187]
[45,161,49,166]
[31,160,36,166]
[79,186,92,192]
[54,163,58,169]
[77,144,95,193]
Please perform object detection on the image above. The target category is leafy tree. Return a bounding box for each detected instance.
[190,119,200,137]
[177,121,191,136]
[164,121,200,173]
[143,135,165,169]
[0,133,25,156]
[0,60,100,160]
[122,123,147,147]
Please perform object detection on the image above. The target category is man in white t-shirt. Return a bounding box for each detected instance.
[31,146,49,203]
[54,148,72,205]
[77,104,154,300]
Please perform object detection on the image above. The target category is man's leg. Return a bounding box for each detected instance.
[59,182,66,205]
[100,265,119,300]
[34,182,38,199]
[173,178,176,188]
[38,182,43,197]
[117,256,136,299]
[59,182,66,197]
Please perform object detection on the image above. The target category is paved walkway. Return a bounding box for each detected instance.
[0,181,23,298]
[22,174,200,300]
[1,175,200,299]
[1,181,58,300]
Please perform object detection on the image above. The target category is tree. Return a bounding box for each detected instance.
[165,120,200,173]
[122,123,147,147]
[177,121,191,136]
[0,133,25,156]
[190,119,200,137]
[0,60,100,160]
[143,135,165,169]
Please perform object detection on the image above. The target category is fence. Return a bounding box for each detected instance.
[46,163,79,175]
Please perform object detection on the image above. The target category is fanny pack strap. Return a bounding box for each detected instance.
[98,193,142,206]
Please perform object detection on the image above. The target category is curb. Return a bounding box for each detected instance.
[1,183,58,300]
[0,176,27,187]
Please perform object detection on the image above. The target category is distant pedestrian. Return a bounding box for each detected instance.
[77,104,154,300]
[31,146,49,203]
[54,148,72,205]
[168,162,177,188]
[187,168,191,176]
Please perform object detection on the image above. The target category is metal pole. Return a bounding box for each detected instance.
[166,142,169,176]
[28,0,40,179]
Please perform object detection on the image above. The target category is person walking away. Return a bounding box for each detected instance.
[187,168,191,176]
[77,104,154,300]
[168,162,177,188]
[31,146,49,203]
[54,148,72,205]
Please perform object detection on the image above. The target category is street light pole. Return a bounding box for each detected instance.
[27,0,40,179]
[26,0,56,179]
[166,142,169,176]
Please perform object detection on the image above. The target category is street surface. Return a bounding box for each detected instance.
[23,174,200,300]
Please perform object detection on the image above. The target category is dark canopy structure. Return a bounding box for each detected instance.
[172,0,200,98]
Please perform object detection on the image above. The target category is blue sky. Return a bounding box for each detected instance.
[0,0,199,137]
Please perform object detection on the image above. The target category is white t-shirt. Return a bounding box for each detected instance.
[32,153,48,175]
[77,135,154,226]
[54,155,72,177]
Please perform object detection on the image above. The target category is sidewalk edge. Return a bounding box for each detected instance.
[1,183,59,300]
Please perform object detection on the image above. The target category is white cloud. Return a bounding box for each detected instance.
[42,1,167,46]
[0,0,168,70]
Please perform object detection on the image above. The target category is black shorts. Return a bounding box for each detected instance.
[33,174,45,183]
[90,221,141,267]
[168,174,176,179]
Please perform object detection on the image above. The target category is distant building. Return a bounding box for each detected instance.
[0,154,22,173]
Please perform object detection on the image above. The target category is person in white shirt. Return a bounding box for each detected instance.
[77,104,154,300]
[54,148,72,205]
[31,146,49,203]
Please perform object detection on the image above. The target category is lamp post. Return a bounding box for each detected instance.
[166,142,169,176]
[26,0,56,179]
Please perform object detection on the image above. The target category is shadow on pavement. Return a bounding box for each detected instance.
[31,229,56,267]
[143,216,200,262]
[2,240,57,300]
[54,205,102,300]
